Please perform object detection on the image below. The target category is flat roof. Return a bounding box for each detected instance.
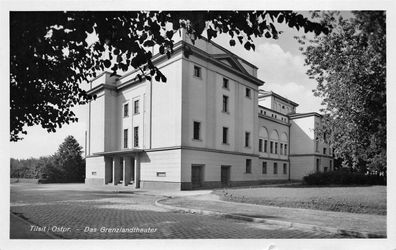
[259,91,299,107]
[94,149,144,156]
[289,112,322,119]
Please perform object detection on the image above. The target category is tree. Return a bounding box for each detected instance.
[300,11,386,174]
[10,11,330,141]
[50,135,85,182]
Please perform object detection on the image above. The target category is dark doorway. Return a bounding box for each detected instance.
[191,165,203,189]
[221,165,231,187]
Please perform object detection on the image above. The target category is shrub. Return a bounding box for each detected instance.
[303,169,386,186]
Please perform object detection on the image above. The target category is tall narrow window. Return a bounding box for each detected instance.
[284,144,288,155]
[134,100,140,114]
[273,162,278,174]
[245,88,251,98]
[323,148,327,155]
[134,126,139,147]
[264,140,268,153]
[123,129,128,148]
[280,143,283,155]
[283,163,287,174]
[262,162,267,174]
[245,159,252,173]
[223,78,229,89]
[316,159,320,172]
[194,65,201,77]
[275,142,278,154]
[222,127,228,144]
[259,139,263,152]
[245,132,250,147]
[315,137,319,152]
[123,103,129,117]
[222,95,229,113]
[270,141,274,153]
[193,121,201,140]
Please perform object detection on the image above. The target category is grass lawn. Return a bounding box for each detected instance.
[213,185,386,215]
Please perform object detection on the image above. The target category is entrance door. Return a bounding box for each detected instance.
[221,166,230,187]
[191,165,203,189]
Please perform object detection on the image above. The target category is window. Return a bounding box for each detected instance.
[222,127,228,144]
[283,163,287,174]
[323,148,327,155]
[273,163,278,174]
[134,100,140,114]
[258,139,263,152]
[264,140,268,153]
[245,159,252,173]
[270,141,274,154]
[315,137,319,152]
[222,95,229,113]
[123,103,129,117]
[193,121,201,140]
[262,162,267,174]
[123,129,128,148]
[280,143,283,155]
[134,126,139,147]
[284,144,288,155]
[316,159,320,172]
[223,78,229,89]
[275,142,278,154]
[245,132,250,147]
[194,65,201,77]
[245,88,251,98]
[156,172,166,177]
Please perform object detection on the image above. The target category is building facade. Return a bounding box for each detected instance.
[85,33,333,190]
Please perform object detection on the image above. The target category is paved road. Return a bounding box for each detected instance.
[10,184,344,239]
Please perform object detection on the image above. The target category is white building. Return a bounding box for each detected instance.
[85,33,333,190]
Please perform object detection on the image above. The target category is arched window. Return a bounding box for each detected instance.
[259,127,269,153]
[270,130,279,155]
[280,132,288,155]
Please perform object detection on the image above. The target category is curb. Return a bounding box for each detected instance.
[154,198,385,239]
[10,212,60,239]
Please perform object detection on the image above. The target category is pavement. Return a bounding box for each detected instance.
[10,183,345,239]
[156,193,386,238]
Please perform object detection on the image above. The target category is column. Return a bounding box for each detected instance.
[104,157,112,184]
[113,156,120,185]
[124,156,132,186]
[134,155,140,188]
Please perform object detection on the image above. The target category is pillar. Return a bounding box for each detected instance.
[113,156,121,185]
[104,157,113,184]
[134,155,140,188]
[124,156,132,186]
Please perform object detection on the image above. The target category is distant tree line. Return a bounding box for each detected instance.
[10,136,85,183]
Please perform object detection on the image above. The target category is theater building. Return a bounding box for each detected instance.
[84,33,333,190]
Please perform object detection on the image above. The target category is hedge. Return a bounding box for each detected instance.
[303,169,386,185]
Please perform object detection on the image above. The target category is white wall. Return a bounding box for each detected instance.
[290,156,315,180]
[86,156,106,179]
[290,116,315,155]
[181,54,259,155]
[140,150,181,182]
[88,92,105,154]
[181,149,288,183]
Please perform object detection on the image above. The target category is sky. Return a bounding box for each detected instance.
[9,12,342,159]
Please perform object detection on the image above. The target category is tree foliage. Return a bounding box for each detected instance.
[10,11,330,141]
[300,11,386,174]
[10,136,85,182]
[51,135,85,182]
